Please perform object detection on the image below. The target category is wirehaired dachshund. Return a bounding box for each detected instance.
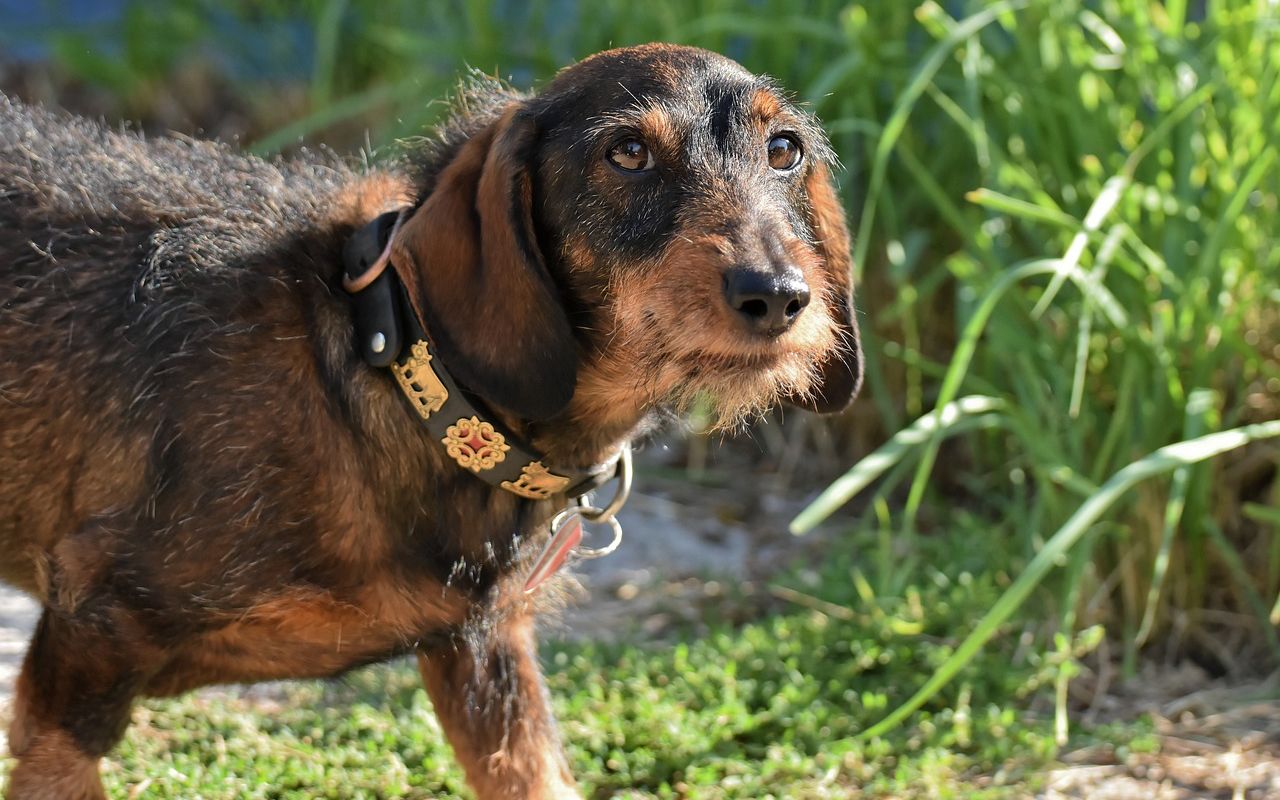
[0,43,861,799]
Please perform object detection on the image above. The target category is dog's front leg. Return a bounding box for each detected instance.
[6,609,156,800]
[418,615,580,800]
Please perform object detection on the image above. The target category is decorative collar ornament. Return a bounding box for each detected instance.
[342,210,623,505]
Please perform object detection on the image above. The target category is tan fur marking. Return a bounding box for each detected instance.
[418,616,579,800]
[170,580,469,686]
[339,172,413,224]
[751,88,784,121]
[636,104,679,155]
[5,729,104,800]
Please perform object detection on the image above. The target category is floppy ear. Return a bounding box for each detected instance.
[391,106,577,421]
[790,162,863,414]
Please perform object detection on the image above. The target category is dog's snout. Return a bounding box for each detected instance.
[722,265,811,336]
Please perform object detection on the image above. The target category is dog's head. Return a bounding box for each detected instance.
[392,43,861,430]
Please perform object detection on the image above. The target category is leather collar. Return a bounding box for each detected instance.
[343,210,616,501]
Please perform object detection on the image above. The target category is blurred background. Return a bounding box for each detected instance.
[1,1,1278,797]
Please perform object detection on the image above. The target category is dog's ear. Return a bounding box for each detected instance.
[392,106,576,421]
[790,162,863,414]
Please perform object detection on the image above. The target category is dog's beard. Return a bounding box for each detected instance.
[639,324,839,432]
[683,351,819,431]
[615,343,818,433]
[596,273,841,431]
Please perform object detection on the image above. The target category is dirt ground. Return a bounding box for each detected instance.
[1044,663,1280,800]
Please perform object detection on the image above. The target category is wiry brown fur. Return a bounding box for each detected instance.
[0,43,860,798]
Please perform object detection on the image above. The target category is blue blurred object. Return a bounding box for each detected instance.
[0,0,314,81]
[0,0,127,61]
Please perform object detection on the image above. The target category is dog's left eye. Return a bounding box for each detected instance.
[607,139,656,172]
[767,135,803,171]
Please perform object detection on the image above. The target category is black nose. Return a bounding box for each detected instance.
[723,265,811,335]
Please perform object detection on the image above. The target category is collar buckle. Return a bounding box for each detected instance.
[343,210,405,368]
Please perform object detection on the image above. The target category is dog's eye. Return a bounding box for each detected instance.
[767,135,803,171]
[607,139,655,172]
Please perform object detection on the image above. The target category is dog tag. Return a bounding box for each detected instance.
[523,512,583,594]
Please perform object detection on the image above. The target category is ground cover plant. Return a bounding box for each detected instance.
[1,0,1276,796]
[92,534,1129,799]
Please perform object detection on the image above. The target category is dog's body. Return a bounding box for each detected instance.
[0,44,860,798]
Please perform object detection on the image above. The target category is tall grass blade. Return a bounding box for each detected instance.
[789,396,1005,535]
[1135,388,1213,646]
[901,258,1110,531]
[1203,520,1280,661]
[311,0,349,110]
[964,189,1078,230]
[859,418,1280,740]
[851,0,1029,283]
[1030,175,1127,319]
[250,80,421,154]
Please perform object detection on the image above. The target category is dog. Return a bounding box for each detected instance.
[0,43,861,799]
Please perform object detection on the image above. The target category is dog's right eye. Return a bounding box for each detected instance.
[606,139,655,172]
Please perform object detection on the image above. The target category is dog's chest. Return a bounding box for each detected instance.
[187,574,471,682]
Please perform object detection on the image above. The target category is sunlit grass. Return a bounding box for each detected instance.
[90,539,1152,799]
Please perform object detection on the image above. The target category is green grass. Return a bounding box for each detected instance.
[800,417,1280,743]
[783,0,1280,726]
[93,528,1151,799]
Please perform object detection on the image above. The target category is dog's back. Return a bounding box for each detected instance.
[0,95,349,229]
[0,97,358,593]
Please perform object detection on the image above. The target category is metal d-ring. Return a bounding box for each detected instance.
[547,444,631,561]
[556,505,623,560]
[579,443,632,525]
